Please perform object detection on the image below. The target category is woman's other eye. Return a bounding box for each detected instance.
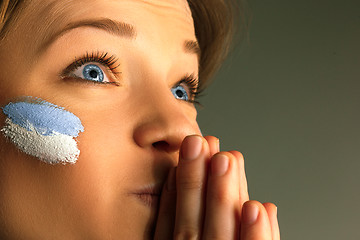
[72,63,109,83]
[171,75,201,104]
[171,85,189,101]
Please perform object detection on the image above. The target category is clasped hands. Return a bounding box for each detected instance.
[154,135,280,240]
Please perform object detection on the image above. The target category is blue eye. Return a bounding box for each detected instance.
[61,51,121,85]
[171,85,189,101]
[72,63,110,83]
[83,64,104,82]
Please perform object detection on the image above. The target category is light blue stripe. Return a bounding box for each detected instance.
[2,97,84,137]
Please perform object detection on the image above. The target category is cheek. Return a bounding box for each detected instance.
[1,96,84,164]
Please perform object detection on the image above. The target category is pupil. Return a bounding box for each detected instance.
[89,70,98,78]
[176,90,184,98]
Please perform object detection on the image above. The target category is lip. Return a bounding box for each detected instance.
[130,184,162,208]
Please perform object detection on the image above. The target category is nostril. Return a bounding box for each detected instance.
[152,141,170,152]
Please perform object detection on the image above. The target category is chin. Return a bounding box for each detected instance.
[97,199,160,240]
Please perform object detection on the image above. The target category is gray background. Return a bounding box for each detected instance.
[197,0,360,239]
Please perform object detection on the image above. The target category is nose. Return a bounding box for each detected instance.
[133,87,200,153]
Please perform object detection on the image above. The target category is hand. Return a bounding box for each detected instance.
[154,135,280,239]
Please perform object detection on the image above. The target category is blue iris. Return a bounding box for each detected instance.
[82,64,104,82]
[171,85,188,101]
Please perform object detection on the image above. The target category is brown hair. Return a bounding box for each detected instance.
[187,0,247,89]
[0,0,22,39]
[0,0,247,89]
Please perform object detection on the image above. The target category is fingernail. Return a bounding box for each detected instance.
[181,135,203,161]
[167,167,176,191]
[211,154,229,176]
[243,202,259,225]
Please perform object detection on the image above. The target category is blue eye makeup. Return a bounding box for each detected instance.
[61,51,120,86]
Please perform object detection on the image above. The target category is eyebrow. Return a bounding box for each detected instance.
[37,18,136,55]
[37,18,200,59]
[184,40,201,60]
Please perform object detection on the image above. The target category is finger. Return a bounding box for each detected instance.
[203,152,241,239]
[229,151,249,206]
[263,202,280,240]
[241,201,272,240]
[154,167,177,240]
[174,135,210,239]
[204,135,219,157]
[228,151,248,238]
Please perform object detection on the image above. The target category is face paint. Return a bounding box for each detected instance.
[1,97,84,164]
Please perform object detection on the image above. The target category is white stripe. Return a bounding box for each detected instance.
[1,118,80,164]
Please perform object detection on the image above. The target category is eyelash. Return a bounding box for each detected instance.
[61,51,202,104]
[179,74,202,105]
[61,51,121,85]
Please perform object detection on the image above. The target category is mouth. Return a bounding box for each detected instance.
[130,184,162,208]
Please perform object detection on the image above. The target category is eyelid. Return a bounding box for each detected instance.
[60,51,121,85]
[68,63,121,86]
[176,74,201,104]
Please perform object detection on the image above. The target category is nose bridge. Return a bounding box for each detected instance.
[132,79,200,152]
[138,74,192,123]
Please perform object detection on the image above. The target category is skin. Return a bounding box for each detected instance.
[0,0,280,239]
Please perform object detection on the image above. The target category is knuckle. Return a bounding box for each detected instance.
[204,228,233,240]
[207,234,228,240]
[174,227,199,240]
[178,178,204,190]
[211,187,233,205]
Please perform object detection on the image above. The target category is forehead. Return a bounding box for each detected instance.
[10,0,196,56]
[23,0,193,18]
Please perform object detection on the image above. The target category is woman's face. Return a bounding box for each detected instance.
[0,0,200,238]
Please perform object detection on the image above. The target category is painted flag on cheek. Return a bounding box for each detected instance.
[1,97,84,164]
